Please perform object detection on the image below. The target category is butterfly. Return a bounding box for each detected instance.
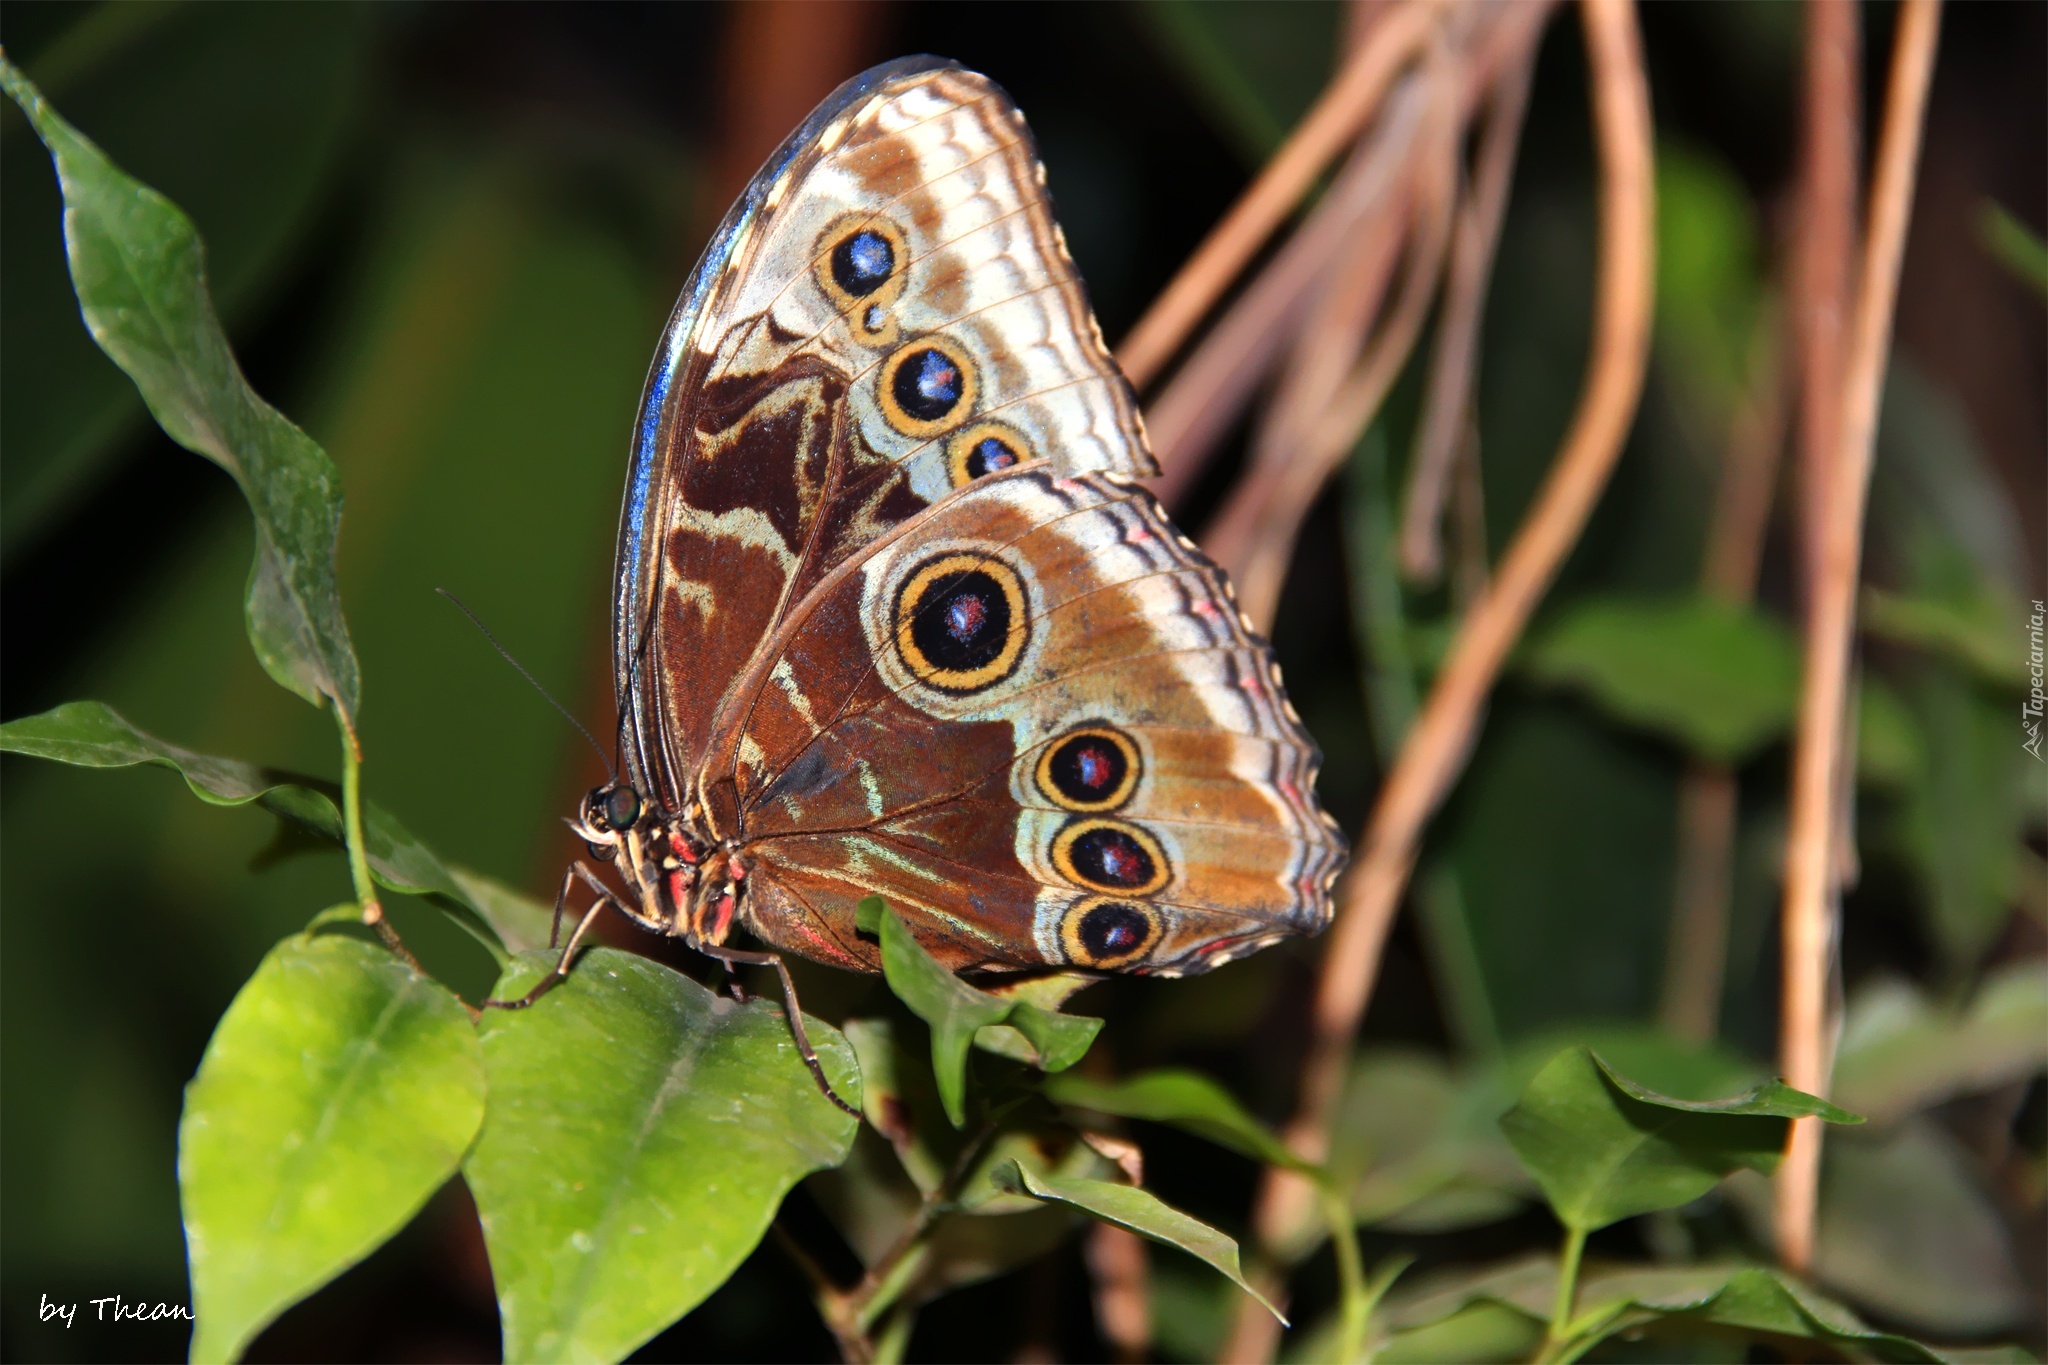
[490,56,1345,1106]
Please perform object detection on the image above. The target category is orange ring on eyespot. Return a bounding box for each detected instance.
[814,215,909,334]
[944,421,1031,487]
[1059,896,1163,968]
[877,336,978,439]
[1034,726,1141,812]
[893,551,1030,693]
[1050,817,1169,896]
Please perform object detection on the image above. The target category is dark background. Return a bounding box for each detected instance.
[2,2,2041,1360]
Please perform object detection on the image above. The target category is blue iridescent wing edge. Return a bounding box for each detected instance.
[609,53,960,788]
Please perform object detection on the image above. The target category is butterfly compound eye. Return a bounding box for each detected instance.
[602,786,641,831]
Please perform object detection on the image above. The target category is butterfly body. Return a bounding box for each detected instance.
[573,57,1343,986]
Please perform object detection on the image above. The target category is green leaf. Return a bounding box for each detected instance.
[1833,965,2048,1125]
[863,898,1100,1125]
[1521,597,1799,764]
[1,57,359,722]
[0,701,552,958]
[180,928,485,1363]
[1043,1068,1312,1172]
[1329,1050,1530,1235]
[464,948,859,1363]
[1811,1121,2028,1337]
[989,1159,1285,1324]
[1384,1256,1946,1363]
[1498,1048,1860,1234]
[1980,200,2048,298]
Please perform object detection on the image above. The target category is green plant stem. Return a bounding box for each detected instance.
[333,703,421,974]
[334,703,378,919]
[1542,1223,1589,1362]
[842,1124,999,1341]
[1325,1193,1370,1363]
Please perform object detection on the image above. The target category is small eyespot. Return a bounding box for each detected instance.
[944,421,1030,486]
[1035,725,1141,812]
[1059,896,1162,969]
[830,229,895,297]
[1051,818,1169,896]
[815,216,908,341]
[878,336,977,438]
[893,552,1029,693]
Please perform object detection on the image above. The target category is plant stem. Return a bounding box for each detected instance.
[335,702,380,922]
[1326,1193,1370,1364]
[335,703,422,973]
[1542,1224,1588,1361]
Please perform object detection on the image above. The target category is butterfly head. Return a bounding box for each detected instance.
[575,781,644,860]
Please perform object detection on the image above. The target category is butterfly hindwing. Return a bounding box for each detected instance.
[726,467,1345,975]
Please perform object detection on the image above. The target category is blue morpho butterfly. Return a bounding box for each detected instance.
[484,57,1344,1111]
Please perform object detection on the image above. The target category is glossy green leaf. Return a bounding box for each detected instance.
[862,898,1100,1126]
[464,949,858,1363]
[1383,1256,1945,1363]
[990,1159,1284,1324]
[1,4,372,555]
[1043,1068,1311,1172]
[180,928,485,1363]
[1499,1048,1860,1233]
[0,701,551,958]
[1,58,359,721]
[1832,965,2048,1125]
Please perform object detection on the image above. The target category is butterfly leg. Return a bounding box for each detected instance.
[485,862,628,1010]
[698,943,862,1119]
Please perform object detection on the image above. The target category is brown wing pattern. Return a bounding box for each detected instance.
[619,59,1342,977]
[621,61,1150,814]
[725,468,1346,975]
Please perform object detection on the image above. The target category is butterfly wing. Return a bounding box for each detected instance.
[719,466,1346,976]
[616,58,1151,815]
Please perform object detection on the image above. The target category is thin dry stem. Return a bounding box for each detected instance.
[1147,83,1431,509]
[1226,6,1654,1358]
[1399,36,1537,582]
[1116,2,1436,390]
[1775,0,1941,1273]
[1792,0,1861,607]
[1205,69,1456,627]
[1085,1223,1152,1364]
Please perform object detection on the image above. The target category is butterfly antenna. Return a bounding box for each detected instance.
[435,588,615,784]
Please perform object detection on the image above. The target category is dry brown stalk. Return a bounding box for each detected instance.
[1223,3,1654,1356]
[1084,1223,1151,1364]
[1116,1,1437,390]
[1660,320,1789,1044]
[1792,0,1862,607]
[1774,0,1941,1275]
[1205,59,1460,628]
[1398,38,1537,583]
[1147,81,1432,510]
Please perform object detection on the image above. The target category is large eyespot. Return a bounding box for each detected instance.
[1036,726,1141,812]
[1059,896,1163,969]
[944,421,1030,487]
[816,216,908,333]
[893,552,1029,693]
[878,337,977,438]
[1051,818,1170,896]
